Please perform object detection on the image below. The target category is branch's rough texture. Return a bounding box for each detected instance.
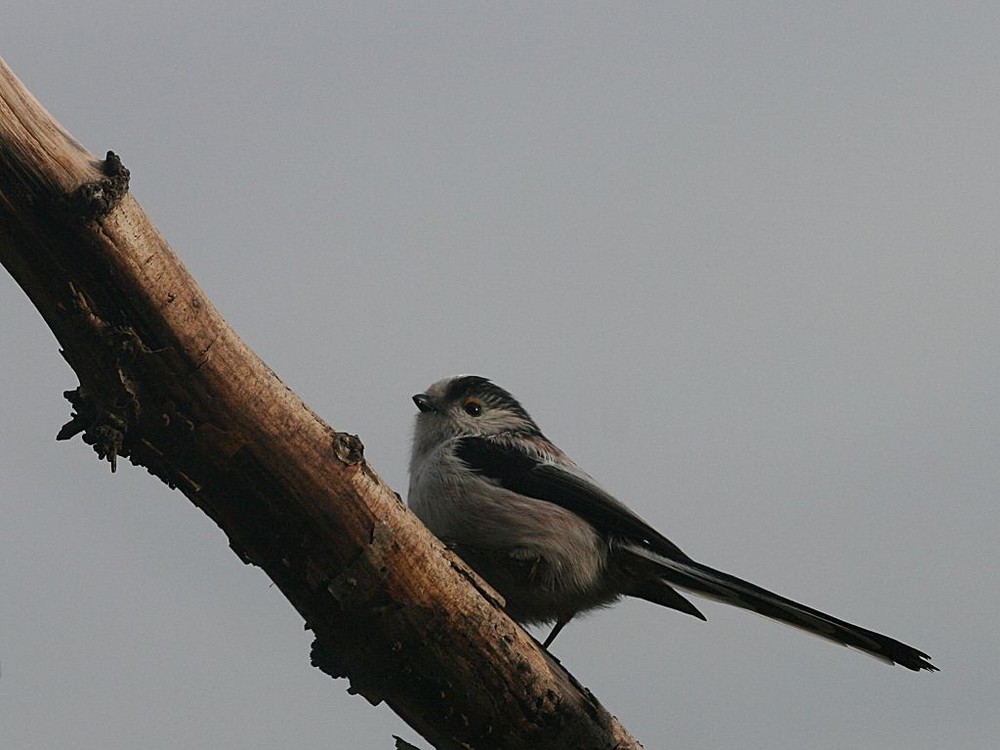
[0,59,643,749]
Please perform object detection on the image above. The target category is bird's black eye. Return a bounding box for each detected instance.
[463,399,483,417]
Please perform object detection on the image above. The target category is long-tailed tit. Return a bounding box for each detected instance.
[407,375,936,671]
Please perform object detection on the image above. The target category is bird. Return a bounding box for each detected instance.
[406,375,937,672]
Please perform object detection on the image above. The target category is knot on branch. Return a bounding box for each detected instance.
[54,320,149,472]
[68,150,130,220]
[310,637,347,679]
[333,432,365,465]
[310,631,405,709]
[57,387,134,472]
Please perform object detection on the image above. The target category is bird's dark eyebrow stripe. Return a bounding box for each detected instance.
[443,377,538,427]
[454,437,691,561]
[443,375,493,402]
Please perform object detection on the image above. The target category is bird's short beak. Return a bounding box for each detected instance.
[412,393,437,413]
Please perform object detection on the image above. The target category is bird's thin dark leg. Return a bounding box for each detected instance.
[542,618,570,648]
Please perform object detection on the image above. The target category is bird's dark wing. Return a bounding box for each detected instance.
[453,437,937,671]
[454,436,692,561]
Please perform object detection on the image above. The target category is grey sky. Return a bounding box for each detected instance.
[2,4,997,748]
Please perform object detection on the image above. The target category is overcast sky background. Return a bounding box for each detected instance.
[2,4,997,749]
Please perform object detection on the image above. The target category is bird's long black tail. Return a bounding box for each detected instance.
[625,547,937,671]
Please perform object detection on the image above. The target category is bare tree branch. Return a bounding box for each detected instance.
[0,58,643,749]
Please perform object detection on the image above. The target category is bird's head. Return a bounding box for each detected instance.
[412,375,543,445]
